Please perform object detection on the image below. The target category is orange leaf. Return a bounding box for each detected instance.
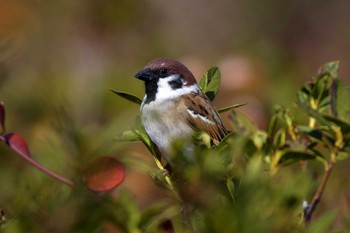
[84,157,125,192]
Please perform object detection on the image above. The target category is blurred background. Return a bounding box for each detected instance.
[1,0,350,232]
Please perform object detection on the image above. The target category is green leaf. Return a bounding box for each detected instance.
[117,191,142,232]
[110,89,142,105]
[296,89,309,108]
[136,129,153,148]
[297,126,323,140]
[267,114,278,136]
[251,130,267,149]
[136,129,162,160]
[296,61,339,115]
[312,74,332,106]
[318,95,330,110]
[337,151,349,161]
[331,79,350,122]
[273,128,286,147]
[192,131,211,148]
[296,100,330,126]
[218,103,247,113]
[228,110,258,134]
[199,67,221,101]
[216,131,237,151]
[272,105,295,129]
[317,61,339,79]
[226,179,235,201]
[322,114,350,134]
[278,150,317,166]
[116,129,141,142]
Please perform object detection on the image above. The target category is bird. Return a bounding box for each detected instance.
[135,58,228,161]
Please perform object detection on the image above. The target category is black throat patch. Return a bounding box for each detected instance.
[144,79,158,104]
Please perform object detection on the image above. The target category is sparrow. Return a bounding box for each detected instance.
[135,58,228,159]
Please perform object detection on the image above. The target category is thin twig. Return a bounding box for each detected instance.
[0,135,74,187]
[304,157,335,223]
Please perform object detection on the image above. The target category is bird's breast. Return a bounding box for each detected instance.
[141,100,193,152]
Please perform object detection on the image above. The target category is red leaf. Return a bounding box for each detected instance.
[0,101,5,133]
[4,133,31,158]
[84,156,125,192]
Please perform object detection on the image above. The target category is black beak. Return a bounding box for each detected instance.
[135,69,154,82]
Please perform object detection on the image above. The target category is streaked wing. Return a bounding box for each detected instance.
[180,91,228,144]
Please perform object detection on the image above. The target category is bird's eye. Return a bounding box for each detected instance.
[159,68,168,76]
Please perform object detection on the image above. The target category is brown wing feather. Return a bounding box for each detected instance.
[179,91,228,144]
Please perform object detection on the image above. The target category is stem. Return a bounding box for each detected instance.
[20,152,75,187]
[304,154,336,223]
[0,135,74,187]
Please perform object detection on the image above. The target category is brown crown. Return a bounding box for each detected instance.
[144,58,197,85]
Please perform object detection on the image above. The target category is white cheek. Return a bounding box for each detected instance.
[155,75,199,100]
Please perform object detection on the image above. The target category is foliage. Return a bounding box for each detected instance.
[1,62,350,232]
[114,62,350,232]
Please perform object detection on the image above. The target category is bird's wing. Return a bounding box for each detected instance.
[180,91,228,144]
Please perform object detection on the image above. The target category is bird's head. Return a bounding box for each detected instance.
[135,58,198,104]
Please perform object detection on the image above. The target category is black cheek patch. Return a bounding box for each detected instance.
[168,79,183,90]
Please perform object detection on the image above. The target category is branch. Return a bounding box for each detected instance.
[0,135,74,187]
[303,156,335,223]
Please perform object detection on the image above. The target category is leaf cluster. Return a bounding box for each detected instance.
[113,62,350,232]
[1,62,350,232]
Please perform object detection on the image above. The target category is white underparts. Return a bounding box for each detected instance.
[140,74,201,155]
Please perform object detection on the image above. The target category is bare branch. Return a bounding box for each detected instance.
[303,157,335,223]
